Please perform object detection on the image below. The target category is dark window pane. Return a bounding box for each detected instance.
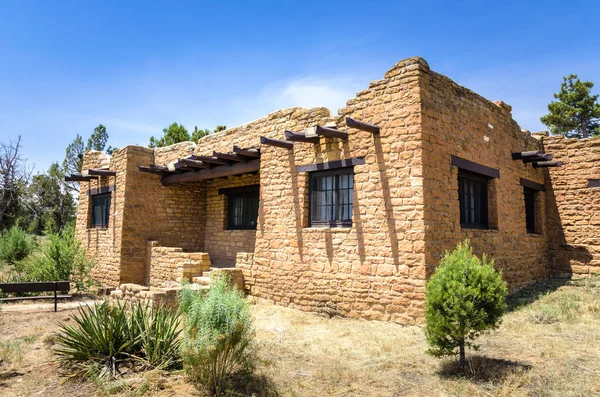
[227,190,259,230]
[309,169,354,227]
[458,171,488,229]
[91,193,111,228]
[524,187,536,234]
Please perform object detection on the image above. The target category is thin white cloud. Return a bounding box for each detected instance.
[228,75,366,126]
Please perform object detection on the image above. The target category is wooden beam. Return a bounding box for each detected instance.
[87,185,116,196]
[260,136,293,149]
[161,160,260,186]
[520,178,545,192]
[178,158,210,169]
[87,169,117,177]
[589,179,600,188]
[232,146,261,158]
[189,155,229,165]
[218,184,260,195]
[346,117,380,134]
[213,151,246,162]
[523,154,553,163]
[64,174,97,182]
[511,151,543,160]
[296,157,366,172]
[533,161,562,168]
[451,155,500,179]
[138,165,174,176]
[315,125,348,140]
[285,130,320,144]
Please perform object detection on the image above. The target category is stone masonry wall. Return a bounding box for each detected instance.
[147,241,211,288]
[75,150,124,287]
[543,136,600,276]
[419,67,549,290]
[150,58,428,324]
[118,146,205,285]
[203,173,260,266]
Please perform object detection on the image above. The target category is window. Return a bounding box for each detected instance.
[524,187,537,234]
[227,190,259,230]
[91,193,111,228]
[458,170,489,229]
[310,168,354,227]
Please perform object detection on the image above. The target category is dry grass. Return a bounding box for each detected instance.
[0,277,599,396]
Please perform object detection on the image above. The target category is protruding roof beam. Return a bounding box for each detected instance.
[161,160,260,186]
[346,117,380,134]
[87,169,116,177]
[532,161,563,168]
[285,130,320,143]
[232,146,261,158]
[511,151,543,160]
[523,153,553,163]
[177,158,210,169]
[64,174,97,182]
[138,166,164,175]
[315,125,348,140]
[260,136,293,149]
[189,155,229,165]
[213,151,246,162]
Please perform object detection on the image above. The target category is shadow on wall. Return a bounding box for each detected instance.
[544,169,592,276]
[373,133,401,268]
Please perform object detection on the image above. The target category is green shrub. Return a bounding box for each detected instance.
[180,274,255,394]
[425,240,508,370]
[23,225,94,290]
[55,301,181,378]
[0,226,33,267]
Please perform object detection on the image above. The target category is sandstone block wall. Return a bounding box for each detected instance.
[147,241,210,287]
[203,174,259,266]
[419,66,549,290]
[75,150,124,287]
[543,136,600,276]
[76,55,589,325]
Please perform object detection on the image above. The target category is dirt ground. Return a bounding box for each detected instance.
[1,277,599,396]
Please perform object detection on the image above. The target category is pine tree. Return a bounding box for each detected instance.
[540,75,600,138]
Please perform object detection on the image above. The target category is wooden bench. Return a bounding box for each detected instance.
[0,281,71,312]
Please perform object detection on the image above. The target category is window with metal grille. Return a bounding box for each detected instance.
[309,168,353,227]
[524,187,537,234]
[227,190,259,230]
[458,170,489,229]
[91,193,111,228]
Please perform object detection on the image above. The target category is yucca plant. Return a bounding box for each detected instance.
[55,301,182,378]
[55,302,136,378]
[130,303,182,370]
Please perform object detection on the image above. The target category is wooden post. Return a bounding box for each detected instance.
[54,282,57,312]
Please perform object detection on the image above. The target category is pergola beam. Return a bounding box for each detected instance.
[232,146,261,158]
[64,174,97,182]
[177,158,210,169]
[315,125,348,140]
[285,130,320,143]
[87,169,117,177]
[260,136,293,149]
[213,151,246,162]
[346,117,380,134]
[161,160,260,185]
[189,155,230,165]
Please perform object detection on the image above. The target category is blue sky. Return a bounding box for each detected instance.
[1,1,599,172]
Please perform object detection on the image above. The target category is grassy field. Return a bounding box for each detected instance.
[0,277,599,396]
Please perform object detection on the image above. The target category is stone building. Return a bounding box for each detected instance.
[70,57,600,325]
